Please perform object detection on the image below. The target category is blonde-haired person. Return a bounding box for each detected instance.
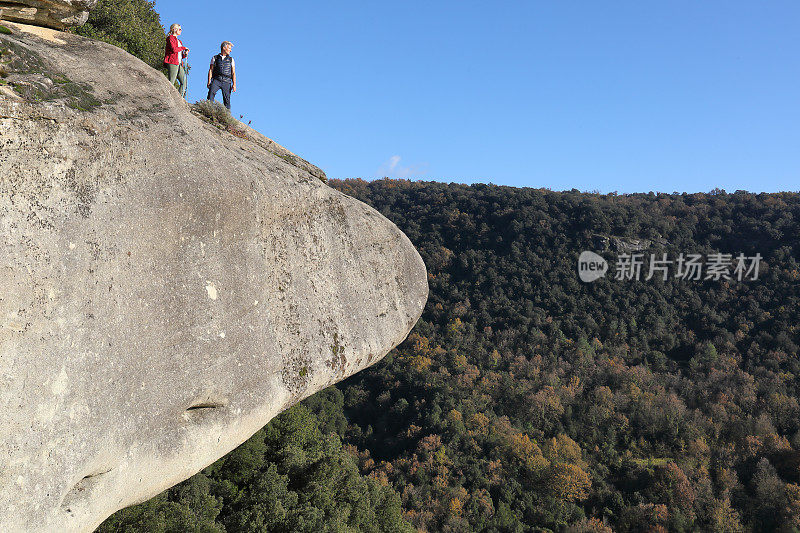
[164,23,189,98]
[207,41,236,110]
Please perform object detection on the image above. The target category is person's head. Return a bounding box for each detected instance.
[169,23,182,36]
[220,41,233,55]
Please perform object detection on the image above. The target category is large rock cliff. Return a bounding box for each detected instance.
[0,21,427,532]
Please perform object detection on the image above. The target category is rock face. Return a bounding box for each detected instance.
[592,234,670,253]
[0,0,97,30]
[0,22,427,533]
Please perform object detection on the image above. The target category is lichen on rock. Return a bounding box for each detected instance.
[0,34,102,109]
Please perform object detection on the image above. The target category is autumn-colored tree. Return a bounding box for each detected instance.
[566,517,614,533]
[707,498,744,533]
[549,463,591,502]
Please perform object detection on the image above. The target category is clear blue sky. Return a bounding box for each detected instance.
[154,1,799,193]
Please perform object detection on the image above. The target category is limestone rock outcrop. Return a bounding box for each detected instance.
[0,0,97,30]
[0,22,427,533]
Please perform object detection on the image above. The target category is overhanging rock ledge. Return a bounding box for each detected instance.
[0,0,98,30]
[0,22,428,533]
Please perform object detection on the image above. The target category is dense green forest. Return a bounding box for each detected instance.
[73,0,166,68]
[101,180,800,532]
[325,181,800,533]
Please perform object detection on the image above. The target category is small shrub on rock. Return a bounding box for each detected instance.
[192,100,247,138]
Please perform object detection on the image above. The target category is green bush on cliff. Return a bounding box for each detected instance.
[193,99,238,128]
[74,0,165,68]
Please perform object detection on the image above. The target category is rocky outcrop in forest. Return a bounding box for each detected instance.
[0,19,427,533]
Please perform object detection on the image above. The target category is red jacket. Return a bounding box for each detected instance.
[163,35,187,65]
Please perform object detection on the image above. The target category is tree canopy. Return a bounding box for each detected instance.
[74,0,165,68]
[99,397,413,532]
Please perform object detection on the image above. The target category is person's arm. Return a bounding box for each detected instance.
[167,35,188,54]
[207,59,213,88]
[231,59,236,92]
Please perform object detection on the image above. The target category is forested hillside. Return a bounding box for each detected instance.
[102,179,800,532]
[325,180,800,533]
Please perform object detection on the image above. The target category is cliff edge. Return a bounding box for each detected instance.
[0,21,427,532]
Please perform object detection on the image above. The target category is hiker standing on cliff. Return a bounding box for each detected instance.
[164,24,189,99]
[207,41,236,110]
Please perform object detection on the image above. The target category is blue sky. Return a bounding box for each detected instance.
[154,1,799,193]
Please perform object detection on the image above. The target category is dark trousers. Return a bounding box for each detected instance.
[207,78,232,110]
